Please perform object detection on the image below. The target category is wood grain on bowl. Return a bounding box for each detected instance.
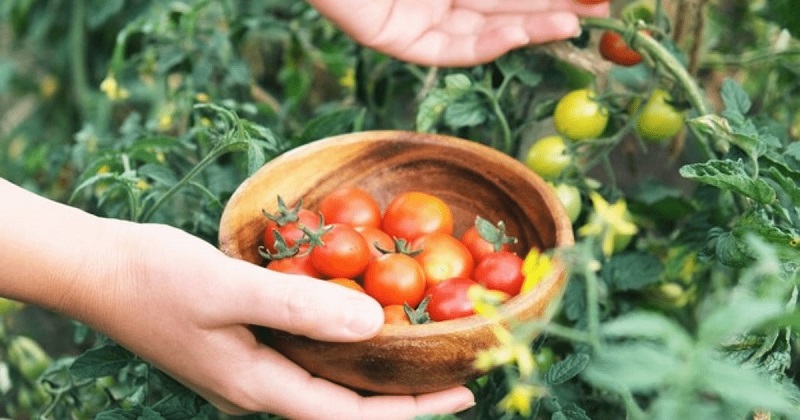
[219,130,574,394]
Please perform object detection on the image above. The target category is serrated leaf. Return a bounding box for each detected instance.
[679,159,776,204]
[247,141,267,175]
[69,344,133,379]
[443,96,487,128]
[138,163,178,187]
[714,231,755,268]
[96,408,139,420]
[416,74,474,131]
[698,298,785,347]
[701,357,799,416]
[545,353,589,385]
[601,251,663,291]
[720,79,752,115]
[600,311,693,354]
[296,107,362,144]
[443,73,471,91]
[554,403,591,420]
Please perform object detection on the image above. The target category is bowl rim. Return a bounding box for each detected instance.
[219,129,575,338]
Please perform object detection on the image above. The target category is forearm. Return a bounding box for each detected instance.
[0,178,124,324]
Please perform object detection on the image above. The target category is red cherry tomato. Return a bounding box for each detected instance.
[262,208,321,253]
[309,224,371,279]
[426,277,481,321]
[460,224,515,263]
[356,226,396,260]
[383,304,412,326]
[318,187,382,229]
[382,191,454,241]
[473,251,525,296]
[363,253,426,307]
[412,233,474,289]
[266,253,321,278]
[598,31,645,67]
[328,277,366,293]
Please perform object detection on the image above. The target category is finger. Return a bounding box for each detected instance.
[399,12,582,67]
[230,345,476,419]
[455,0,610,17]
[220,258,384,342]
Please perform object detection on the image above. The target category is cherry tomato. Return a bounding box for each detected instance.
[599,31,644,67]
[328,277,366,293]
[550,183,582,223]
[412,232,474,289]
[309,224,371,279]
[632,89,685,142]
[383,304,412,325]
[459,218,516,263]
[524,135,573,179]
[356,226,396,260]
[318,186,382,229]
[381,191,454,241]
[473,251,525,296]
[553,89,609,141]
[266,253,321,278]
[262,208,321,254]
[363,253,426,307]
[426,277,481,321]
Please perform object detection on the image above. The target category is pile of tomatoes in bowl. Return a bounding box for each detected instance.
[259,187,531,325]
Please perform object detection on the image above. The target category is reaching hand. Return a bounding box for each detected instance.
[307,0,609,67]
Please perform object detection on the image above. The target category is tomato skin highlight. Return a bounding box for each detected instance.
[356,226,396,260]
[412,232,474,289]
[262,209,321,253]
[553,89,609,141]
[426,277,480,321]
[473,251,525,296]
[319,187,382,229]
[381,191,454,241]
[383,304,412,325]
[363,253,426,307]
[309,224,371,279]
[598,31,644,67]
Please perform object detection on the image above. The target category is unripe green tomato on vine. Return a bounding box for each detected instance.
[550,183,582,223]
[553,89,609,141]
[524,135,572,179]
[631,89,685,142]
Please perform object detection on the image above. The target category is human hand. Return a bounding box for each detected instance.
[85,222,477,418]
[306,0,609,67]
[0,179,474,419]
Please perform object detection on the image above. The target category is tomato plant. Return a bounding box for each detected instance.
[524,135,573,179]
[411,232,474,289]
[553,89,609,141]
[363,253,426,307]
[381,191,454,240]
[318,186,382,229]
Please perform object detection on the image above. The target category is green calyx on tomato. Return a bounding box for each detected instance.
[524,135,573,179]
[631,89,685,142]
[460,216,518,262]
[553,89,609,141]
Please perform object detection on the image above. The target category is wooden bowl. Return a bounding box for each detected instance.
[218,130,574,395]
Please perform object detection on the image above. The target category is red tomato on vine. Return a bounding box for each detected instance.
[599,31,645,67]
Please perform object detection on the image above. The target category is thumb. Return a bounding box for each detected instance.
[222,257,385,342]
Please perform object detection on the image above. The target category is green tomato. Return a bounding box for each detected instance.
[632,89,685,142]
[524,135,572,179]
[534,346,556,373]
[553,89,609,141]
[0,297,24,315]
[550,183,582,223]
[7,336,52,380]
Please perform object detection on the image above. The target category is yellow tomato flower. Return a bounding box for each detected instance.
[100,76,130,101]
[339,67,355,89]
[521,248,554,293]
[498,382,542,417]
[577,192,638,256]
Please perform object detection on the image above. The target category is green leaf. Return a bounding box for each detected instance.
[87,0,124,28]
[138,163,177,187]
[553,403,591,420]
[697,298,785,347]
[416,74,473,131]
[69,344,133,379]
[296,107,363,144]
[545,353,589,385]
[247,141,267,175]
[600,311,694,354]
[701,357,799,416]
[758,0,800,39]
[720,78,751,115]
[714,231,755,268]
[96,408,140,420]
[630,181,696,222]
[679,159,776,204]
[601,251,663,292]
[443,96,487,128]
[583,343,681,392]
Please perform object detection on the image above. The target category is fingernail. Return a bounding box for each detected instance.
[345,297,383,336]
[455,399,476,413]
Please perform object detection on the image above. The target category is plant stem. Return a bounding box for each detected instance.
[68,0,90,120]
[580,17,717,160]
